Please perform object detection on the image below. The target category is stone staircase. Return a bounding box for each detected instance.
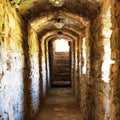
[51,52,71,86]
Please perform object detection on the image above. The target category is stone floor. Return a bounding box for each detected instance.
[35,87,82,120]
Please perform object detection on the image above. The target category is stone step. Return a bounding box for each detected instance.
[54,64,70,67]
[55,60,70,64]
[54,69,70,73]
[54,73,70,76]
[51,80,71,87]
[53,79,71,81]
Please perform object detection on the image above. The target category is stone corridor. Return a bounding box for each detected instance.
[35,87,82,120]
[0,0,120,120]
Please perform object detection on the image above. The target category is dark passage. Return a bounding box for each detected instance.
[35,87,82,120]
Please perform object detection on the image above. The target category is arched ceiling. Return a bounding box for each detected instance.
[38,28,79,42]
[30,12,86,33]
[9,0,104,39]
[42,31,77,43]
[11,0,103,20]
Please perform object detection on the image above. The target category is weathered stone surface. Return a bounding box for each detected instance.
[110,0,120,120]
[17,0,103,20]
[0,0,120,120]
[40,39,47,99]
[28,27,40,116]
[0,1,24,120]
[89,0,113,120]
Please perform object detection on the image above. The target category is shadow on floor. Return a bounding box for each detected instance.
[34,87,83,120]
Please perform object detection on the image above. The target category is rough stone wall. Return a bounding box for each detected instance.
[40,39,47,99]
[28,27,40,116]
[77,25,92,120]
[75,38,81,98]
[110,0,120,120]
[0,1,25,120]
[73,40,79,95]
[45,42,50,91]
[90,15,105,120]
[80,37,87,117]
[89,0,112,120]
[80,23,91,120]
[48,41,54,85]
[85,23,92,120]
[70,42,74,89]
[71,41,76,92]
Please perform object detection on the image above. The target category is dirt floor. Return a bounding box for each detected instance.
[35,87,83,120]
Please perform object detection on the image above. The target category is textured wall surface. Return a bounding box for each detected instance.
[90,13,106,120]
[1,0,120,120]
[28,27,40,116]
[110,0,120,120]
[40,40,47,99]
[0,1,24,120]
[73,40,79,96]
[80,27,92,120]
[89,0,112,120]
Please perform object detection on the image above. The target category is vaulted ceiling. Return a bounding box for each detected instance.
[10,0,104,39]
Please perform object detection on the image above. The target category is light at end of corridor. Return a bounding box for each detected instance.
[55,39,69,52]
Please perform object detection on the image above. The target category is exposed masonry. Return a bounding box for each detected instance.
[0,0,120,120]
